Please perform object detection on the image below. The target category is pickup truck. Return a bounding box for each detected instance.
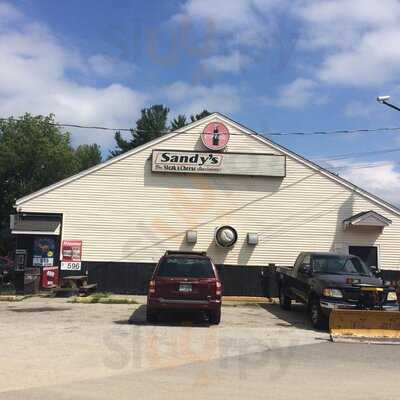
[276,252,398,329]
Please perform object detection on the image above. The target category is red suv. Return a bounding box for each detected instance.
[147,251,222,324]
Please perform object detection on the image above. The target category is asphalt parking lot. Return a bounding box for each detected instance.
[0,297,399,400]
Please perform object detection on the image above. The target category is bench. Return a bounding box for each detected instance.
[52,276,97,297]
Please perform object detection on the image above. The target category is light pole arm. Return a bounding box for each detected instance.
[382,100,400,112]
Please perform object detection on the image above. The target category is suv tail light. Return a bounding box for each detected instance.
[149,280,156,295]
[216,281,222,296]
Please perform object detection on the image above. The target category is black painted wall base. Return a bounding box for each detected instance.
[84,261,400,297]
[85,261,275,297]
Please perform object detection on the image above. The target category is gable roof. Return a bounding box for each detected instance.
[343,210,392,228]
[15,112,400,217]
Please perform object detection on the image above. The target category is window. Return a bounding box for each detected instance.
[302,254,311,266]
[312,254,371,276]
[343,258,369,275]
[157,257,215,278]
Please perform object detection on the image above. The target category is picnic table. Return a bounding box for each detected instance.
[53,275,97,297]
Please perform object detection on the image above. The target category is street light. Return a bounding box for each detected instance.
[377,95,400,112]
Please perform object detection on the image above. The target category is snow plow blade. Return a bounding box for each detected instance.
[330,309,400,344]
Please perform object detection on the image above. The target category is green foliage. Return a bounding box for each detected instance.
[171,114,187,130]
[190,110,211,122]
[111,106,211,157]
[110,105,170,156]
[74,143,102,170]
[0,114,102,255]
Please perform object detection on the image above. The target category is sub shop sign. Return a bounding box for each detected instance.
[152,150,285,177]
[152,150,223,173]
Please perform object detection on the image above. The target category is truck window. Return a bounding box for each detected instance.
[312,255,371,276]
[343,258,371,275]
[294,254,305,271]
[302,254,311,266]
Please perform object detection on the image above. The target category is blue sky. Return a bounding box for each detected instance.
[2,0,400,203]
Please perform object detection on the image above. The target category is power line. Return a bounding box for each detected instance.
[56,123,400,137]
[3,116,400,137]
[331,161,398,171]
[54,123,133,132]
[315,147,400,161]
[267,127,400,136]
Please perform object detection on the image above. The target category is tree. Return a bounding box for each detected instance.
[111,105,169,156]
[171,114,187,130]
[190,110,211,122]
[75,144,102,170]
[0,114,101,255]
[111,106,212,157]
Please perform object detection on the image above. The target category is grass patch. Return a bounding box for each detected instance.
[97,297,138,304]
[0,295,28,302]
[222,302,262,308]
[69,293,137,304]
[0,288,16,296]
[69,296,99,304]
[90,292,111,301]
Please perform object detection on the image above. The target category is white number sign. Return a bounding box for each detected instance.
[60,261,81,271]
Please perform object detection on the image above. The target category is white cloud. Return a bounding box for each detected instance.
[293,0,400,87]
[0,1,21,24]
[333,161,400,205]
[266,78,326,108]
[344,100,380,119]
[201,50,251,73]
[163,81,241,116]
[87,54,135,79]
[172,0,289,78]
[0,2,146,149]
[174,0,400,88]
[318,29,400,86]
[173,0,285,46]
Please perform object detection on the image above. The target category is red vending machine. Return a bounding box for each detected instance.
[42,266,59,289]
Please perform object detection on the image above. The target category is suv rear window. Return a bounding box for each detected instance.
[157,257,215,278]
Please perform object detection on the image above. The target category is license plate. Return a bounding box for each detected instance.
[179,283,192,292]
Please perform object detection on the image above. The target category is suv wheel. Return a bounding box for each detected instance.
[309,298,328,330]
[209,309,221,325]
[279,286,292,310]
[146,309,158,323]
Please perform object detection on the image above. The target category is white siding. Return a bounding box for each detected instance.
[17,117,400,270]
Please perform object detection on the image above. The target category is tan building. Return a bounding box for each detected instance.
[11,113,400,295]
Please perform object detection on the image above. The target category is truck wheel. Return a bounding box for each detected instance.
[279,287,292,310]
[146,309,158,323]
[309,298,328,330]
[209,309,221,325]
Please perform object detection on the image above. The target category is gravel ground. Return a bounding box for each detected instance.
[1,297,399,399]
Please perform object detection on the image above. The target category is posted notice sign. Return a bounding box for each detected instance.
[61,240,82,271]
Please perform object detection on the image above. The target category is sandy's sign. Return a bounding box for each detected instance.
[152,150,285,177]
[152,150,224,173]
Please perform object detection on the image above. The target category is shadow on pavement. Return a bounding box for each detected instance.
[114,304,211,328]
[259,303,316,331]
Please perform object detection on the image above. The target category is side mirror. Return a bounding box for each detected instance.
[299,263,312,275]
